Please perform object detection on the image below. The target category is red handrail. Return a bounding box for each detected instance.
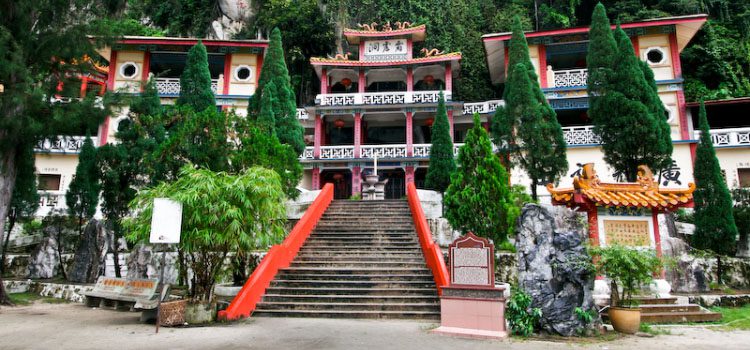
[406,183,450,295]
[218,183,334,320]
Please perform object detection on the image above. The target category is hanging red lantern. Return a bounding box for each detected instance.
[334,118,345,129]
[332,173,344,181]
[424,117,434,127]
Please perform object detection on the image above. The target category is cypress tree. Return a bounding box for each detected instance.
[492,17,567,199]
[693,101,738,284]
[66,135,100,231]
[249,28,305,155]
[1,142,39,275]
[177,41,216,112]
[257,82,278,135]
[444,114,518,246]
[586,2,618,98]
[424,91,456,193]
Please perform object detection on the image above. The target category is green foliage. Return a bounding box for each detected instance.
[129,0,219,37]
[176,42,216,112]
[9,143,40,224]
[65,135,100,228]
[675,208,695,224]
[257,82,278,135]
[710,304,750,330]
[587,8,673,181]
[589,245,663,307]
[444,114,517,245]
[424,92,455,193]
[249,28,305,155]
[693,101,738,260]
[497,240,517,253]
[574,306,595,325]
[126,166,287,301]
[506,288,542,337]
[732,189,750,255]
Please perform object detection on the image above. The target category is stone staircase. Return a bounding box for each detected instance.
[253,200,441,319]
[604,297,722,324]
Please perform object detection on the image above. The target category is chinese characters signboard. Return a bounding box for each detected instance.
[604,219,650,247]
[363,39,407,61]
[449,233,494,287]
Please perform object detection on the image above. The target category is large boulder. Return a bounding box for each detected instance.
[68,220,110,283]
[516,204,598,336]
[126,244,179,284]
[27,227,60,279]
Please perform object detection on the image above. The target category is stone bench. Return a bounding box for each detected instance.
[84,277,159,311]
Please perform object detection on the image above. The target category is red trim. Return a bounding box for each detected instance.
[106,51,117,91]
[218,184,334,320]
[677,90,689,140]
[222,53,232,95]
[406,67,413,92]
[99,117,110,146]
[314,115,322,158]
[503,49,510,79]
[689,142,697,164]
[353,113,362,158]
[407,183,450,295]
[652,209,666,279]
[538,45,547,88]
[588,208,600,247]
[140,51,150,92]
[445,62,453,92]
[119,38,268,48]
[358,69,366,93]
[686,97,750,107]
[255,52,263,87]
[483,15,708,42]
[631,36,640,57]
[320,68,328,94]
[668,33,681,78]
[344,25,426,38]
[406,111,413,156]
[79,77,89,98]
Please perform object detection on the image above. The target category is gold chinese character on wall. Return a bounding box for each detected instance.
[604,220,650,246]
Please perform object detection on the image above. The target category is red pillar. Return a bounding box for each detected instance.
[538,45,547,88]
[407,67,414,92]
[321,68,328,94]
[405,165,415,184]
[222,53,232,95]
[358,68,366,93]
[587,207,600,247]
[406,112,414,156]
[448,110,454,141]
[256,51,263,86]
[677,90,689,140]
[652,208,666,279]
[312,167,321,190]
[354,113,362,158]
[141,51,151,91]
[445,62,452,92]
[314,114,322,158]
[352,166,361,196]
[79,77,89,98]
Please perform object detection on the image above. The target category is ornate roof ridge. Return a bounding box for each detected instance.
[310,52,461,65]
[344,22,426,35]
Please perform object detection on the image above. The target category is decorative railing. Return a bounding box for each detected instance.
[219,183,334,320]
[319,146,355,159]
[316,90,451,106]
[360,144,408,159]
[35,136,98,153]
[695,127,750,147]
[302,143,467,160]
[155,78,219,95]
[562,125,601,145]
[548,68,588,88]
[463,100,504,115]
[296,108,309,120]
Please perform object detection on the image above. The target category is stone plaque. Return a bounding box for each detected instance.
[449,232,494,287]
[604,219,650,246]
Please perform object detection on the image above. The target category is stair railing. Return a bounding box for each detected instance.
[406,182,450,295]
[218,183,334,320]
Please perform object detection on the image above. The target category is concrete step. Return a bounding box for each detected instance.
[270,280,436,289]
[298,247,421,253]
[639,311,722,324]
[252,309,440,320]
[293,256,426,263]
[639,304,702,314]
[301,244,420,250]
[295,252,424,258]
[274,273,434,282]
[309,233,415,238]
[289,261,426,269]
[279,267,432,275]
[261,294,439,304]
[264,286,438,296]
[305,238,418,244]
[255,301,440,312]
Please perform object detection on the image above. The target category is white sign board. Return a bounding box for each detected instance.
[149,198,182,244]
[363,39,407,61]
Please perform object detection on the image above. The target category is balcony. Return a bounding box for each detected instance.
[695,127,750,148]
[316,91,451,107]
[562,125,601,146]
[301,143,465,160]
[155,77,220,95]
[297,108,309,120]
[463,100,504,115]
[547,68,588,89]
[35,136,99,153]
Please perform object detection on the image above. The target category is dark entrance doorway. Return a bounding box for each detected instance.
[381,168,405,200]
[414,168,428,190]
[321,170,352,199]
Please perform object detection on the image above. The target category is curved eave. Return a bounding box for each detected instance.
[344,25,427,44]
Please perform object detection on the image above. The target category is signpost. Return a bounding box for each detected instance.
[149,198,182,333]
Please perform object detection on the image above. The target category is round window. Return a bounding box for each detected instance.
[664,105,675,123]
[119,62,139,79]
[644,47,666,65]
[234,65,253,82]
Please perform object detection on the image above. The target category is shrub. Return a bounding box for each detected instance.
[589,245,663,307]
[506,288,542,336]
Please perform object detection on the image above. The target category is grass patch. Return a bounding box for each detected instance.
[639,323,671,335]
[8,292,69,305]
[711,305,750,330]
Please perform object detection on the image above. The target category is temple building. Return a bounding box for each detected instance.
[482,15,709,198]
[33,36,269,216]
[298,23,473,200]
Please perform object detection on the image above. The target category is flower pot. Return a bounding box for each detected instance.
[608,306,641,334]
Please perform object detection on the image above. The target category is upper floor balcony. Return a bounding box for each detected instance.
[695,127,750,148]
[316,90,451,107]
[547,68,588,89]
[301,143,465,161]
[35,136,99,154]
[154,77,221,95]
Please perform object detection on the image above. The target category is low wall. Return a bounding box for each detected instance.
[3,279,94,303]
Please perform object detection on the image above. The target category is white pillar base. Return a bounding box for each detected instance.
[650,279,672,297]
[593,280,610,307]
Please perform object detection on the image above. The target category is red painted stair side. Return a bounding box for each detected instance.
[406,183,450,294]
[218,183,334,320]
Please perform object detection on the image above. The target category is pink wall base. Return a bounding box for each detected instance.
[433,297,508,340]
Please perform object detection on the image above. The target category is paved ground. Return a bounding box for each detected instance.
[0,302,748,350]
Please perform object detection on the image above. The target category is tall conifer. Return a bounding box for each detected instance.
[424,92,456,193]
[177,41,216,112]
[693,101,738,284]
[444,114,518,246]
[66,135,100,232]
[257,83,278,135]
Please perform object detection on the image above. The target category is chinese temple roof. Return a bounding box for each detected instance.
[546,163,695,210]
[310,52,461,66]
[344,23,427,44]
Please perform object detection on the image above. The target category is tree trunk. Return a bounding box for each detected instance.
[0,148,19,256]
[0,276,13,306]
[531,179,538,201]
[56,229,68,280]
[0,214,16,275]
[111,220,122,278]
[178,247,188,286]
[717,255,723,285]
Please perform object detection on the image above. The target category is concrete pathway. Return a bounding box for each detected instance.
[0,303,748,350]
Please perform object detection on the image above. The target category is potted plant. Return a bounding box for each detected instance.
[589,245,663,334]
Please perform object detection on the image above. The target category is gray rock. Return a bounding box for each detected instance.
[126,244,180,284]
[495,252,517,285]
[68,220,109,283]
[737,233,750,258]
[516,204,599,337]
[27,227,60,279]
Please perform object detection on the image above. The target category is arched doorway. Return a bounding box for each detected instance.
[321,169,352,199]
[380,168,406,200]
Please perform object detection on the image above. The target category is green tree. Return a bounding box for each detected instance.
[66,135,100,238]
[257,82,278,135]
[444,114,518,246]
[692,101,738,284]
[493,16,567,200]
[176,41,216,112]
[126,166,287,301]
[424,92,456,193]
[249,28,305,155]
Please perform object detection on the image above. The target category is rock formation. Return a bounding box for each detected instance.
[68,220,110,283]
[516,204,598,336]
[27,227,60,279]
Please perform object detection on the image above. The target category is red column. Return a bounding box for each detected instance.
[677,90,689,140]
[354,113,362,158]
[79,77,89,98]
[255,51,263,86]
[407,39,413,59]
[314,114,322,158]
[631,36,640,57]
[406,67,414,92]
[538,45,547,88]
[222,53,232,95]
[406,112,414,156]
[405,165,415,184]
[587,207,600,247]
[669,33,681,78]
[448,110,454,141]
[141,51,151,91]
[358,69,366,93]
[445,62,452,92]
[352,166,361,196]
[312,167,321,190]
[321,68,328,94]
[652,208,666,279]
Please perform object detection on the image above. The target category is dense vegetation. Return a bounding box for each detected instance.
[120,0,750,104]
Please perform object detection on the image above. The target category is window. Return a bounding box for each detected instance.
[739,168,750,188]
[234,65,254,82]
[38,174,61,191]
[119,62,139,79]
[644,47,667,66]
